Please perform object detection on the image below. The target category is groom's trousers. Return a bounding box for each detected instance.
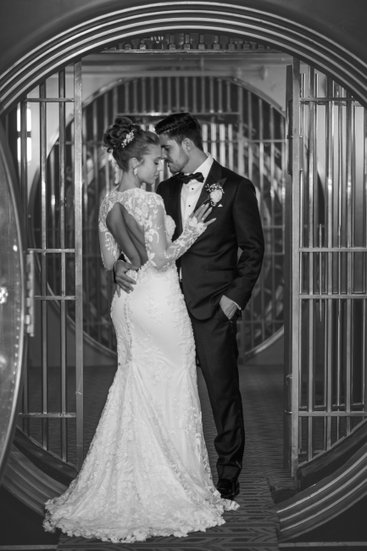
[189,307,245,482]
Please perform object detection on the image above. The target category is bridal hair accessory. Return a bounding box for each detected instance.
[120,129,135,149]
[205,179,225,207]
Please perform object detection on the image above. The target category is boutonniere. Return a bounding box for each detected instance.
[205,178,225,207]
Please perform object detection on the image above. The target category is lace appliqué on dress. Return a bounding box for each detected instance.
[44,186,239,544]
[121,188,205,270]
[98,191,121,269]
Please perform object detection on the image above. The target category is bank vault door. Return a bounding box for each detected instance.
[285,61,367,475]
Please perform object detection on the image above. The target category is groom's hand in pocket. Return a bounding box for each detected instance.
[113,259,138,295]
[219,295,240,320]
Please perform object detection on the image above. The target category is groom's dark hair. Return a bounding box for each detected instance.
[155,112,203,150]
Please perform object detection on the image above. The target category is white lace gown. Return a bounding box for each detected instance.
[43,187,238,544]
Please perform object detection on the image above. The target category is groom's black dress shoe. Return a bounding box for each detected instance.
[216,478,240,499]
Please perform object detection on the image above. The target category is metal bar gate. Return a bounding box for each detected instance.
[15,63,84,467]
[286,60,367,474]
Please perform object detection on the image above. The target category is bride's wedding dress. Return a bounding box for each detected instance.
[44,187,238,544]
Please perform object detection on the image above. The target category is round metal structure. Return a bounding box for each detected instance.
[0,2,366,113]
[30,75,285,358]
[0,123,25,481]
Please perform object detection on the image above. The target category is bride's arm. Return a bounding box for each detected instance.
[145,194,212,270]
[98,226,120,271]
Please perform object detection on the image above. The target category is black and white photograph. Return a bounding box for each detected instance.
[0,2,367,550]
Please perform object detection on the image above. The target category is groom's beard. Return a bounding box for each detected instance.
[165,160,182,175]
[167,164,179,175]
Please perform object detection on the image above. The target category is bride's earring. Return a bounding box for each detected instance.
[133,167,138,176]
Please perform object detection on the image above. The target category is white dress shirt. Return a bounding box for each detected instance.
[180,154,214,225]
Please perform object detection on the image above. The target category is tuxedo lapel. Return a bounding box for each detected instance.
[193,160,225,211]
[175,184,183,234]
[169,175,184,234]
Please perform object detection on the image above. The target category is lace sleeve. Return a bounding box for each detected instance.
[144,194,206,270]
[98,195,120,270]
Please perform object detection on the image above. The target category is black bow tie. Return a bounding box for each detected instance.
[176,172,204,184]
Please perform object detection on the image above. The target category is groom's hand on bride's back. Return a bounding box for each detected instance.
[113,259,138,295]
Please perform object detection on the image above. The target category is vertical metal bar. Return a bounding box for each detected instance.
[91,99,100,338]
[39,81,48,449]
[218,78,222,114]
[133,79,138,114]
[200,76,206,116]
[102,92,113,345]
[209,78,216,159]
[228,122,234,170]
[124,80,129,113]
[112,87,118,135]
[184,76,189,111]
[49,146,56,276]
[280,121,286,263]
[149,77,155,114]
[103,94,111,191]
[141,77,147,113]
[219,123,225,166]
[238,86,244,176]
[176,76,180,112]
[158,77,163,113]
[58,69,67,461]
[210,120,217,160]
[209,76,214,117]
[202,123,208,153]
[300,72,305,250]
[258,98,266,342]
[345,93,353,433]
[74,62,84,468]
[336,84,343,438]
[246,90,252,180]
[325,76,334,449]
[290,59,301,474]
[226,79,231,117]
[307,68,316,458]
[270,106,276,336]
[20,100,29,434]
[192,76,197,114]
[20,101,28,217]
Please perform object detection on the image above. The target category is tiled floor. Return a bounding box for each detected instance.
[58,363,290,550]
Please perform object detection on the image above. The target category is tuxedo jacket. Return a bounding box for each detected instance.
[157,160,264,321]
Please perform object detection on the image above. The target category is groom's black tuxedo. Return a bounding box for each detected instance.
[157,159,264,483]
[157,160,264,319]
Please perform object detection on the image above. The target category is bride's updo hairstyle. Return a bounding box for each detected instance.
[103,115,159,171]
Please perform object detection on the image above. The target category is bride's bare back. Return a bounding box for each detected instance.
[106,202,148,267]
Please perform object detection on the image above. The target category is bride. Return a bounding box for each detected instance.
[43,116,239,544]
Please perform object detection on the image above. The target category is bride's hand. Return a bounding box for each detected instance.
[191,202,216,227]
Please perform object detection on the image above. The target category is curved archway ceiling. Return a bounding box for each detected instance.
[0,2,366,113]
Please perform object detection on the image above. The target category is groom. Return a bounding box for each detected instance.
[116,113,264,499]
